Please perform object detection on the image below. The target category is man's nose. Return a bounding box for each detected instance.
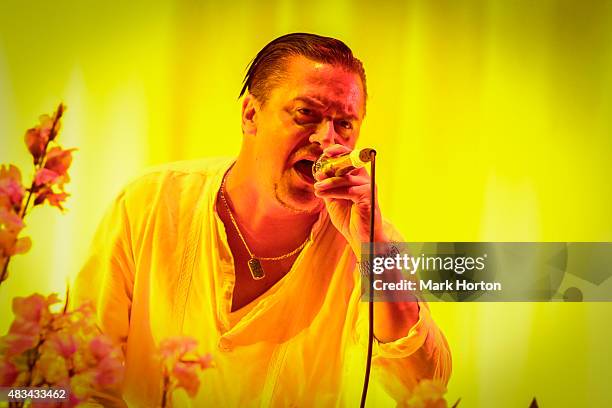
[308,119,338,149]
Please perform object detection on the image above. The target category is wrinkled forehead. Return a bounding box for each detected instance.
[276,56,366,118]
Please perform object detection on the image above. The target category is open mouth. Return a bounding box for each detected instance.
[293,159,316,184]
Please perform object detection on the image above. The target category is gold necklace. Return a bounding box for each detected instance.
[219,168,310,280]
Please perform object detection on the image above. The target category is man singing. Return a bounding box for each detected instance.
[75,33,451,407]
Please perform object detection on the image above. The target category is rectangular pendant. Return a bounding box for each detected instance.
[248,258,265,280]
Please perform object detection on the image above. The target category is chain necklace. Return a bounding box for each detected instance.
[219,168,310,280]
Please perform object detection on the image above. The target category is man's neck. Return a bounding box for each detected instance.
[222,159,319,257]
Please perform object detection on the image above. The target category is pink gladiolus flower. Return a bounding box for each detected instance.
[89,336,114,360]
[0,293,125,403]
[172,361,201,398]
[33,187,69,210]
[0,165,24,213]
[46,104,65,142]
[0,293,126,406]
[32,154,72,211]
[46,191,69,208]
[70,371,95,400]
[0,208,24,232]
[1,293,61,354]
[195,353,213,370]
[37,348,69,384]
[31,401,65,408]
[71,347,96,373]
[0,234,31,259]
[0,209,30,264]
[9,317,40,337]
[34,168,61,187]
[50,332,78,359]
[24,104,65,164]
[66,392,82,408]
[94,355,123,387]
[1,295,60,356]
[158,336,213,404]
[24,127,49,164]
[0,359,19,386]
[11,293,59,325]
[0,332,37,356]
[159,336,198,360]
[38,114,54,140]
[12,236,32,255]
[72,301,95,317]
[0,209,28,260]
[44,147,75,178]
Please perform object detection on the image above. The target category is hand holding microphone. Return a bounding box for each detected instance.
[312,145,384,257]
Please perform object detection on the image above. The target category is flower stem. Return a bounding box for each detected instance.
[161,374,170,408]
[0,257,9,284]
[19,181,36,220]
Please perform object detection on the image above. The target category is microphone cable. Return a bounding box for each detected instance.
[359,150,376,408]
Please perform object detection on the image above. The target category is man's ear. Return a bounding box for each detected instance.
[241,93,259,135]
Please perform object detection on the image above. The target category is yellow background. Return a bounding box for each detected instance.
[1,1,611,406]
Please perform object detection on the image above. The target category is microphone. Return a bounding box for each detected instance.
[312,148,376,177]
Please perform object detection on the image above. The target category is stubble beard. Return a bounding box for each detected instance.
[273,181,323,215]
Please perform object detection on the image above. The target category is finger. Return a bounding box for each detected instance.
[314,169,328,182]
[344,166,369,178]
[314,166,361,182]
[314,175,370,191]
[314,185,371,203]
[314,162,370,183]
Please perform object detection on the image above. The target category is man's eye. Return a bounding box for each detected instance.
[338,120,353,130]
[297,108,314,116]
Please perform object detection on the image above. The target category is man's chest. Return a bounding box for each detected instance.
[228,235,300,311]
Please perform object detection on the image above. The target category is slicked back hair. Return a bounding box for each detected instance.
[239,33,367,106]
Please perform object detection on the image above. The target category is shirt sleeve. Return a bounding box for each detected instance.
[72,190,134,408]
[360,220,452,403]
[370,301,452,401]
